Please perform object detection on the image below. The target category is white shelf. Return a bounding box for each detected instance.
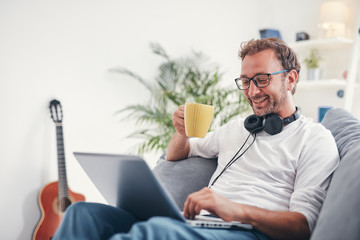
[289,34,358,120]
[289,38,353,52]
[297,79,347,89]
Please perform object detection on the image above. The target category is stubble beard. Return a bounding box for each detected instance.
[248,81,288,117]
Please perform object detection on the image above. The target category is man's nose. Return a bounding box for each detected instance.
[248,80,261,96]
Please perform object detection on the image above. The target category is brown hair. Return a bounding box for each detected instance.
[239,38,301,94]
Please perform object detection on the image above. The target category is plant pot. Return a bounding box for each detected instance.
[307,68,321,81]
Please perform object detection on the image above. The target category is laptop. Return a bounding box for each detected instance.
[74,152,253,230]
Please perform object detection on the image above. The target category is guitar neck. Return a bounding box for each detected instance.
[56,123,69,199]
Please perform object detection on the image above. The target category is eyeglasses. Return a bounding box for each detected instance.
[235,70,289,90]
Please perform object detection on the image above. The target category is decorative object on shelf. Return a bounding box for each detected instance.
[110,43,250,154]
[318,106,333,122]
[296,32,310,41]
[304,48,323,80]
[259,29,282,40]
[342,70,348,80]
[337,90,344,98]
[318,0,349,38]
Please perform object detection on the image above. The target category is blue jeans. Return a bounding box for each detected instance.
[53,202,270,240]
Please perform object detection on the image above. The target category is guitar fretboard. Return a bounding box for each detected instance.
[56,123,69,199]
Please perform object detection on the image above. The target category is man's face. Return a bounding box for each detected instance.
[241,49,290,117]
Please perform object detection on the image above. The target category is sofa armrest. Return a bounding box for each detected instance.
[153,153,217,210]
[311,108,360,240]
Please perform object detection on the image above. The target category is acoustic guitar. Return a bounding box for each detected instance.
[33,99,85,240]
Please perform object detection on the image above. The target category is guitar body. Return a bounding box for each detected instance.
[33,181,85,240]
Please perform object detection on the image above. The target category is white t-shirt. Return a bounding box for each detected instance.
[188,115,339,232]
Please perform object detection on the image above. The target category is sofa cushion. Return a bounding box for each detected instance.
[153,153,217,210]
[321,108,360,157]
[311,108,360,240]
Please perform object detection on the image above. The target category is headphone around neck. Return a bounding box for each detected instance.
[244,107,300,135]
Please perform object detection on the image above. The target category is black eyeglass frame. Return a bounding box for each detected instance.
[235,69,289,90]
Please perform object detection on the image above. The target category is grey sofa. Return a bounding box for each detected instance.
[153,108,360,240]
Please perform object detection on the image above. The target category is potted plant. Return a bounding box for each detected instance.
[110,43,251,154]
[304,48,322,80]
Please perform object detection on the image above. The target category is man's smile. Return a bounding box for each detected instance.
[250,96,269,104]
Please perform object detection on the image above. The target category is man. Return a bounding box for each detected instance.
[167,37,339,240]
[53,38,339,240]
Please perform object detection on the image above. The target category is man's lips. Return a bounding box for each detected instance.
[250,96,269,104]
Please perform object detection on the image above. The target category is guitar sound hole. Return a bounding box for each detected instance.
[59,197,72,212]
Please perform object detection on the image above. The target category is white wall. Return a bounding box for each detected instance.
[0,0,354,239]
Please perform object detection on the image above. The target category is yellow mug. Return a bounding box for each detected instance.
[184,102,214,138]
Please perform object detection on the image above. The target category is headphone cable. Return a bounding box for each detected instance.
[209,133,257,188]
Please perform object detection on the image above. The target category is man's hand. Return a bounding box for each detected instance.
[183,187,240,222]
[172,105,186,136]
[183,187,310,240]
[166,105,190,161]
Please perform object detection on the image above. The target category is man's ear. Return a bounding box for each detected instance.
[287,70,298,92]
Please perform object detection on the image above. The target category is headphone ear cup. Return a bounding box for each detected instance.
[263,114,283,135]
[244,115,264,133]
